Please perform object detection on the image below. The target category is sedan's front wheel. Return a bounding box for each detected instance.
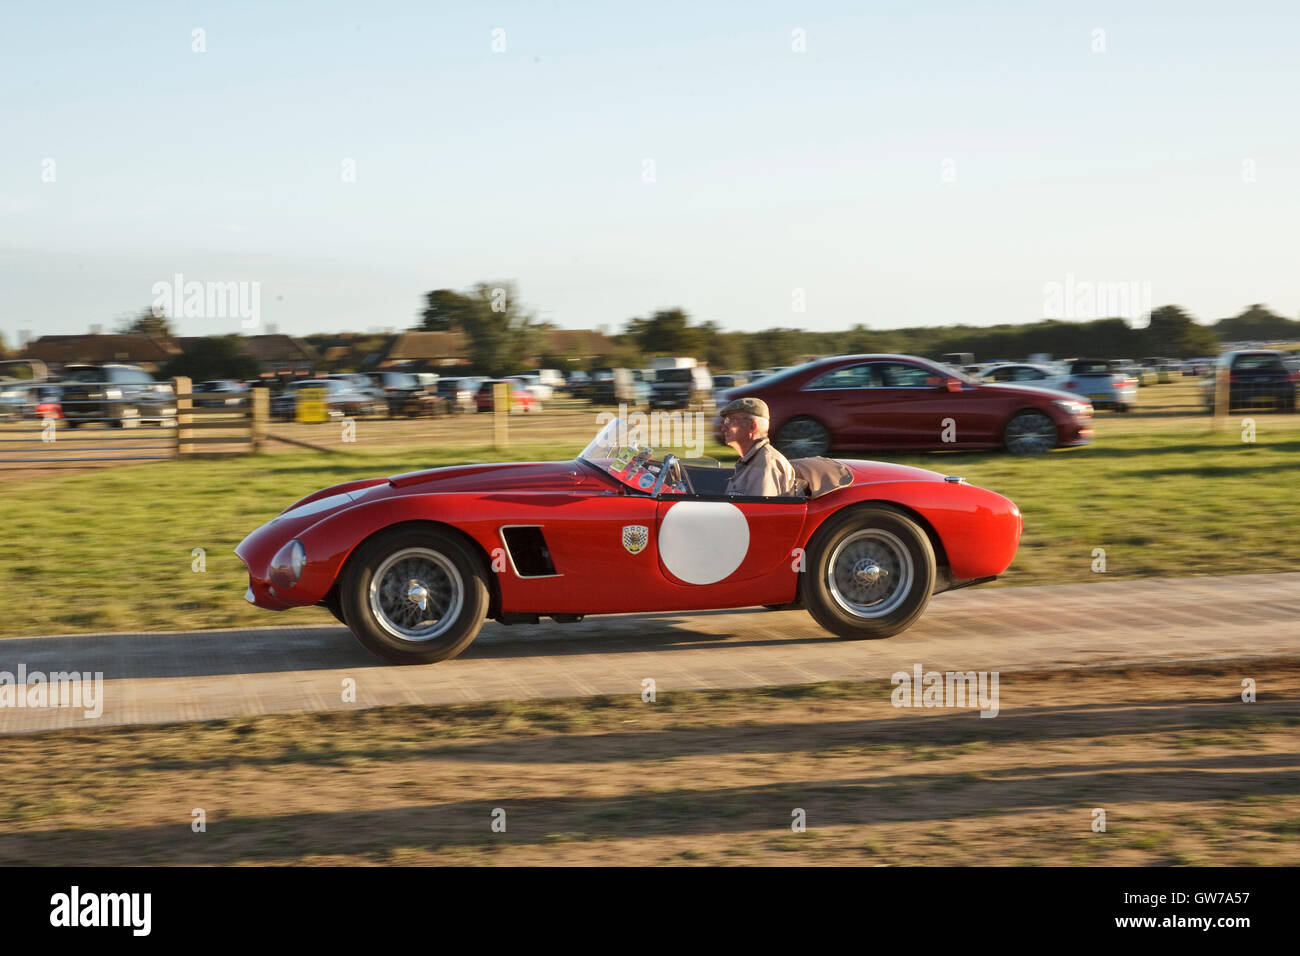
[801,505,936,640]
[775,416,831,458]
[340,526,489,664]
[1002,411,1058,455]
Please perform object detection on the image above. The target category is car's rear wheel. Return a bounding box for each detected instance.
[775,416,831,457]
[340,526,489,664]
[801,505,936,640]
[1002,411,1057,455]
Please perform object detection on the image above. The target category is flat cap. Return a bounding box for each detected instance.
[719,396,770,419]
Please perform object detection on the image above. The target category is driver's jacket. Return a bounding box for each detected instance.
[725,437,798,497]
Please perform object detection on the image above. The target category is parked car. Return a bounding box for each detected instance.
[327,373,389,413]
[1202,350,1296,413]
[1054,359,1138,411]
[236,415,1023,664]
[436,377,478,414]
[365,370,445,417]
[566,370,592,397]
[1138,357,1179,384]
[979,363,1060,386]
[588,369,617,404]
[192,379,250,408]
[58,364,177,428]
[715,354,1094,456]
[649,365,714,411]
[475,379,539,413]
[272,379,384,420]
[516,373,555,403]
[0,381,63,420]
[526,368,566,391]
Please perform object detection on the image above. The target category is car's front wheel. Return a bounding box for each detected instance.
[1002,410,1057,455]
[339,526,489,664]
[775,416,831,457]
[801,505,936,640]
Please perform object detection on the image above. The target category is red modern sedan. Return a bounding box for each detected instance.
[718,355,1094,456]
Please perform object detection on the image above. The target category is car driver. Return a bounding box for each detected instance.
[720,397,798,497]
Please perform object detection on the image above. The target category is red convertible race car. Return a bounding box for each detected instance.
[236,418,1022,664]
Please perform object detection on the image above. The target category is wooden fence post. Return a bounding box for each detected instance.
[1212,364,1228,431]
[173,376,193,456]
[492,382,509,449]
[250,387,269,451]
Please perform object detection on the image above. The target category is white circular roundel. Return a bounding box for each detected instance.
[658,501,750,585]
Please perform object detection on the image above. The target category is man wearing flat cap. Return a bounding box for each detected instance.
[719,397,798,497]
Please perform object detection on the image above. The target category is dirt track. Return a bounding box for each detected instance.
[1,571,1296,734]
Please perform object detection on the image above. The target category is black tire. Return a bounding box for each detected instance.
[800,504,936,640]
[322,591,347,626]
[339,526,489,665]
[1002,410,1057,455]
[775,416,831,457]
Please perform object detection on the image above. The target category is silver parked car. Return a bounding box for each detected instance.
[1056,359,1138,412]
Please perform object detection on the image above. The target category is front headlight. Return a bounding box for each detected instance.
[269,538,307,589]
[105,388,122,400]
[1053,399,1091,416]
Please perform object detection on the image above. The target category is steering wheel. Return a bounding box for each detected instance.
[670,456,694,495]
[650,454,694,497]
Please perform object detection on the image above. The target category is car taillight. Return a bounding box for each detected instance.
[1229,374,1239,384]
[1065,380,1076,389]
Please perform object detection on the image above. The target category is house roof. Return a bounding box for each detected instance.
[23,334,180,364]
[387,331,469,360]
[386,328,617,362]
[237,334,319,363]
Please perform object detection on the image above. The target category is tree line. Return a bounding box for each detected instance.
[21,291,1297,381]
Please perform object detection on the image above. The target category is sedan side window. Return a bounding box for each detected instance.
[876,362,940,388]
[805,364,877,389]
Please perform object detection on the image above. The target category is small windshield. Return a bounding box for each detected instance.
[579,417,660,491]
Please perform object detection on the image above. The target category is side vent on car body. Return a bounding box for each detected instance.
[500,526,557,577]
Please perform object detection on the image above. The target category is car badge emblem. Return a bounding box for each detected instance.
[622,525,649,554]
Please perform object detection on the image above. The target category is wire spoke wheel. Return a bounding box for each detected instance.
[801,504,936,641]
[368,547,464,642]
[826,529,913,618]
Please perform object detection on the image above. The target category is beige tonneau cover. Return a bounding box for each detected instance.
[789,457,854,499]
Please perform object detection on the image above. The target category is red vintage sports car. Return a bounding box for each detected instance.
[236,418,1022,664]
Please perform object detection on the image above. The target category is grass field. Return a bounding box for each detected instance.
[2,659,1295,865]
[1,383,1296,637]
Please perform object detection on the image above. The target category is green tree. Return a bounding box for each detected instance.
[162,336,259,382]
[461,282,540,376]
[116,309,175,341]
[1213,304,1300,342]
[627,308,702,356]
[1143,305,1219,358]
[419,289,478,332]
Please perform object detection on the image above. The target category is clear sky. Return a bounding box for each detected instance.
[3,0,1298,344]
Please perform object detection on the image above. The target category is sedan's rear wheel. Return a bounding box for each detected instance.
[775,416,831,458]
[801,505,936,639]
[340,527,489,664]
[1002,411,1057,456]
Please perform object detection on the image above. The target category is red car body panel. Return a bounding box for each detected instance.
[236,456,1022,619]
[721,354,1093,451]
